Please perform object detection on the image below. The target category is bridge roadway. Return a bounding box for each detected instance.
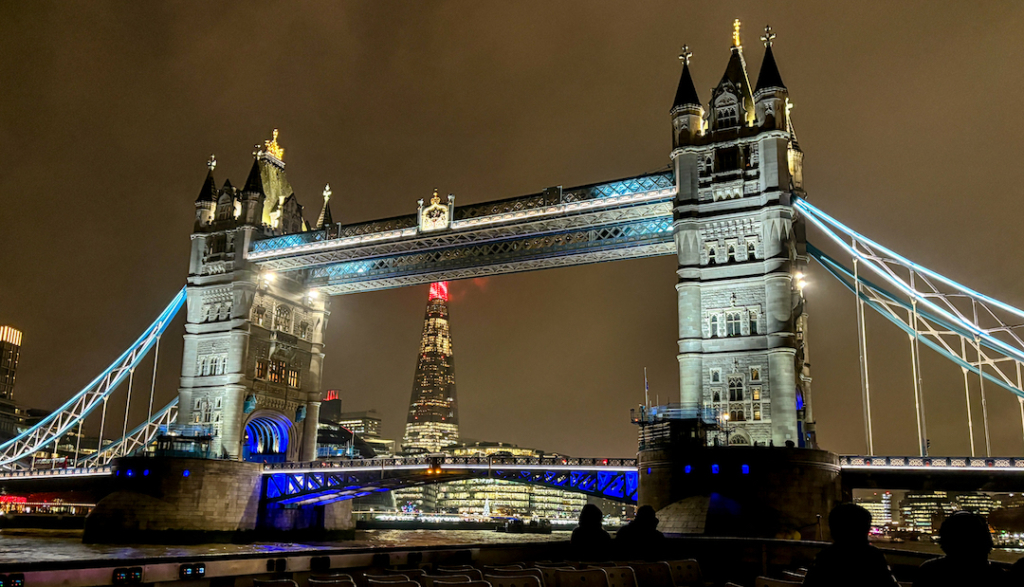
[3,455,1024,504]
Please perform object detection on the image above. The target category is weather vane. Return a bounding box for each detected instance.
[207,154,217,171]
[761,24,776,47]
[679,44,692,66]
[732,19,742,47]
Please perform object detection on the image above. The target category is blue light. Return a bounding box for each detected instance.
[126,469,134,477]
[684,465,692,474]
[115,470,120,476]
[742,464,750,475]
[183,470,190,478]
[712,464,719,474]
[646,467,651,475]
[143,469,150,477]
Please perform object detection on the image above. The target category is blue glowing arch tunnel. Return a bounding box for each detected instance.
[243,412,293,463]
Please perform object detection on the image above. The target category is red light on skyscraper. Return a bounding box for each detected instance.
[429,281,449,302]
[325,390,339,401]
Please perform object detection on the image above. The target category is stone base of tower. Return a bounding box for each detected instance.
[639,446,840,540]
[83,457,353,544]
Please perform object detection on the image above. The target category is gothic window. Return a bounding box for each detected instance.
[201,304,211,323]
[274,305,291,332]
[713,391,721,403]
[710,315,720,338]
[752,387,762,401]
[754,408,762,421]
[747,241,756,259]
[717,107,738,128]
[255,359,268,380]
[214,357,224,376]
[729,410,737,422]
[194,399,201,410]
[710,369,721,384]
[707,247,717,265]
[726,312,742,336]
[729,377,744,401]
[200,358,209,376]
[749,311,759,335]
[218,303,230,321]
[215,397,222,409]
[727,245,736,263]
[736,409,745,421]
[253,305,268,327]
[287,369,300,388]
[193,413,201,423]
[213,413,221,423]
[750,367,761,382]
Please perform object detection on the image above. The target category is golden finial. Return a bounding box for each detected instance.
[678,45,692,66]
[431,188,441,205]
[761,24,776,47]
[323,184,332,200]
[263,128,285,160]
[732,19,742,48]
[207,154,217,171]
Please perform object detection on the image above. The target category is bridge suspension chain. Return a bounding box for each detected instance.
[0,287,186,469]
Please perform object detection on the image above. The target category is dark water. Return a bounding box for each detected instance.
[0,529,566,565]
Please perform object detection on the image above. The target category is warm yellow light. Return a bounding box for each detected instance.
[308,290,319,300]
[798,279,808,289]
[732,19,742,47]
[263,272,276,283]
[263,129,285,160]
[795,272,804,280]
[722,413,731,422]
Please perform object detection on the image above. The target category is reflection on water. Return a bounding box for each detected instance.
[0,529,566,565]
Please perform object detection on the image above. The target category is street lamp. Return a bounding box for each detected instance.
[721,412,731,446]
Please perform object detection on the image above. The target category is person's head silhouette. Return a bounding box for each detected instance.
[635,505,659,530]
[579,503,603,528]
[938,511,993,560]
[828,503,872,545]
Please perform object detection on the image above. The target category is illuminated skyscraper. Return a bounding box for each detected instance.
[0,327,23,440]
[402,282,459,453]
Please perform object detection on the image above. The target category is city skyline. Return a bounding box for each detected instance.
[4,3,1024,458]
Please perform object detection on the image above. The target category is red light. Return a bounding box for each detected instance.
[0,496,26,504]
[325,390,339,401]
[429,282,449,302]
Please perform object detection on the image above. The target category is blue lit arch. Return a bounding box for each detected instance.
[243,411,293,463]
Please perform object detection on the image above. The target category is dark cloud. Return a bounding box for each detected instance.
[2,2,1023,458]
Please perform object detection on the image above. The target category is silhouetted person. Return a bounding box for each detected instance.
[615,505,665,560]
[803,503,899,587]
[570,504,611,560]
[913,511,1008,587]
[1008,557,1024,585]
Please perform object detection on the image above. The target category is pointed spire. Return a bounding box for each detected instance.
[671,45,701,110]
[195,156,217,203]
[243,159,265,195]
[755,25,786,92]
[316,184,334,229]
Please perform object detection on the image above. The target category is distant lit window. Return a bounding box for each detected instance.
[750,367,761,382]
[287,369,300,388]
[255,359,268,380]
[752,387,761,401]
[754,409,761,421]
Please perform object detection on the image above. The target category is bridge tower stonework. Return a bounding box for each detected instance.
[178,133,330,462]
[671,23,813,448]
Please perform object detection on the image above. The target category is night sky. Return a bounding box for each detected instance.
[3,3,1024,459]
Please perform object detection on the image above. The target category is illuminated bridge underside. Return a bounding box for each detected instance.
[249,173,676,294]
[262,457,640,506]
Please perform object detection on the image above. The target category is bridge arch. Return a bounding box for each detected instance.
[243,411,295,463]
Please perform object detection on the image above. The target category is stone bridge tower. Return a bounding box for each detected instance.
[671,23,813,448]
[178,132,332,461]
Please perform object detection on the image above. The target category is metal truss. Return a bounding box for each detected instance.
[0,288,186,470]
[840,455,1024,471]
[307,217,674,294]
[799,196,1024,456]
[262,456,639,506]
[77,398,178,466]
[249,172,674,261]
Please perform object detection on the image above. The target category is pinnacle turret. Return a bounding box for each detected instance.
[755,26,786,93]
[671,45,701,111]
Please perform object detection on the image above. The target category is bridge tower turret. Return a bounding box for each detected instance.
[178,130,329,462]
[671,22,813,448]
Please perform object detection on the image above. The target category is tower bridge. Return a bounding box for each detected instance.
[3,22,1024,541]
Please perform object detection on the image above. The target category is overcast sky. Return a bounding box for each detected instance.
[2,2,1024,458]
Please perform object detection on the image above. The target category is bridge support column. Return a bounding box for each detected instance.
[768,348,798,445]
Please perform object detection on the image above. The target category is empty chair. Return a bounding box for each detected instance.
[368,581,420,587]
[423,575,472,587]
[438,569,484,582]
[536,567,574,587]
[666,560,702,587]
[365,575,412,584]
[555,568,610,587]
[780,571,804,581]
[601,567,637,587]
[437,567,475,572]
[309,579,356,587]
[385,570,428,579]
[485,566,525,571]
[624,563,673,587]
[754,579,802,587]
[484,569,544,585]
[484,575,541,587]
[254,581,299,587]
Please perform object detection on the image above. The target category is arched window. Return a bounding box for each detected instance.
[710,315,720,338]
[219,303,230,321]
[736,409,745,421]
[752,387,761,401]
[726,312,742,336]
[754,409,762,421]
[747,241,756,259]
[729,378,744,401]
[200,358,209,376]
[274,305,291,332]
[708,247,717,265]
[727,245,736,263]
[713,391,721,403]
[729,410,737,422]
